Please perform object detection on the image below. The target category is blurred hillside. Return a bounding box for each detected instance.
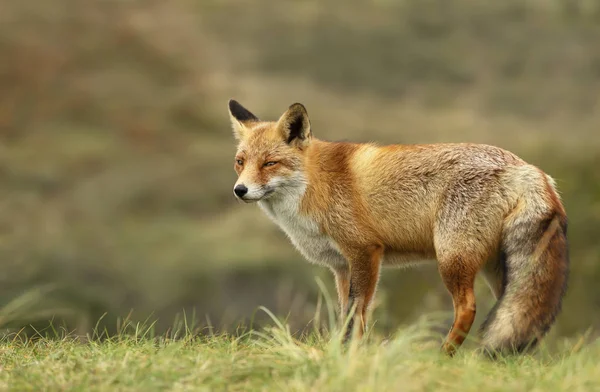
[1,0,599,339]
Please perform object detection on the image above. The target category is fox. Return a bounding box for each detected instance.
[227,99,569,356]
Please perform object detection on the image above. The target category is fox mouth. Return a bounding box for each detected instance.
[239,188,275,203]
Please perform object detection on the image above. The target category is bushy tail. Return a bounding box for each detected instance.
[480,202,569,354]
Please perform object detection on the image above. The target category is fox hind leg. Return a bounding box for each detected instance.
[438,257,479,356]
[435,185,503,355]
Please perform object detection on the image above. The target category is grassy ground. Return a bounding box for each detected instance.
[0,310,598,392]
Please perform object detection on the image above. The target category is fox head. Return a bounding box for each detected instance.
[228,99,312,203]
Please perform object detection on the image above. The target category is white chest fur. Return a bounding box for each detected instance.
[258,192,347,270]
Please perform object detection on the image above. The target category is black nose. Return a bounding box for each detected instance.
[234,184,248,198]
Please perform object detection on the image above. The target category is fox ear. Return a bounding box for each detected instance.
[277,103,311,147]
[228,99,259,140]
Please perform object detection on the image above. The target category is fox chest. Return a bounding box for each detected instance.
[258,200,347,269]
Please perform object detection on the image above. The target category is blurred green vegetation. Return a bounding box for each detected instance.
[1,0,599,339]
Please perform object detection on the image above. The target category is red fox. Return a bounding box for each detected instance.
[228,99,569,355]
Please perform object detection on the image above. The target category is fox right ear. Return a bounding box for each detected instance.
[228,99,259,140]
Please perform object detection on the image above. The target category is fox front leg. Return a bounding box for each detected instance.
[342,245,384,343]
[331,267,350,318]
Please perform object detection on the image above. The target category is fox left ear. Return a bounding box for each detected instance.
[277,103,311,148]
[228,99,259,140]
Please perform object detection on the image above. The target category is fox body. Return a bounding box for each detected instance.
[228,100,569,355]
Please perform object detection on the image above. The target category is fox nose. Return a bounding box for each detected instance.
[234,184,248,198]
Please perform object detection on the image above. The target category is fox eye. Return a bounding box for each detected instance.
[264,161,278,167]
[236,159,244,166]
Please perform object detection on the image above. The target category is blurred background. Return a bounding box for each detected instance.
[1,0,599,341]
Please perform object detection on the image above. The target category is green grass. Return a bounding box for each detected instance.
[0,311,598,392]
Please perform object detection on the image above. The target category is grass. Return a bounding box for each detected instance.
[0,297,598,392]
[0,321,598,391]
